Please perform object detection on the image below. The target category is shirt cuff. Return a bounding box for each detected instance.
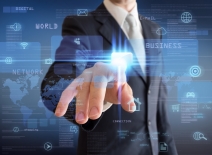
[102,101,113,112]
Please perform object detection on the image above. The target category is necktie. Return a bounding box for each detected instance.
[123,14,146,76]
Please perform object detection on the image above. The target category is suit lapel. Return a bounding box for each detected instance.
[93,4,149,85]
[93,4,128,52]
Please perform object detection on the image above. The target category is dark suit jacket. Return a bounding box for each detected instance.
[41,3,178,155]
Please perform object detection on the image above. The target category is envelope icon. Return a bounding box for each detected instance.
[77,9,88,16]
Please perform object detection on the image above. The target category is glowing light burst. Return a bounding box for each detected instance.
[110,33,133,132]
[111,52,133,69]
[111,34,129,53]
[111,52,133,105]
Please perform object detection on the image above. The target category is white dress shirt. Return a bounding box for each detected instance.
[104,0,142,39]
[102,0,145,112]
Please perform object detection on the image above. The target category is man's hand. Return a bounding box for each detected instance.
[55,62,135,124]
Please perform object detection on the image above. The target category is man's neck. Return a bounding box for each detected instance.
[109,0,136,12]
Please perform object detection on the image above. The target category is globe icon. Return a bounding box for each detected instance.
[181,12,192,23]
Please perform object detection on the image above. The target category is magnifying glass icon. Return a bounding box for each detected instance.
[193,132,207,141]
[199,133,207,140]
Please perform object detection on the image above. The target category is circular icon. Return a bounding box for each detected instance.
[193,132,207,140]
[13,127,19,132]
[5,57,12,64]
[189,65,201,77]
[181,12,192,23]
[44,142,52,151]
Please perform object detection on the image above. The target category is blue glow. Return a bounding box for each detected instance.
[0,42,41,73]
[111,52,133,69]
[177,81,212,103]
[146,39,198,75]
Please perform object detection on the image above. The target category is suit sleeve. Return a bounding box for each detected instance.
[41,16,104,130]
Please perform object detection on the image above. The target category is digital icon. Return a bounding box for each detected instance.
[202,104,211,109]
[13,127,19,132]
[181,12,192,23]
[137,133,145,141]
[189,65,201,77]
[147,132,159,140]
[20,42,28,49]
[10,23,22,31]
[131,132,145,142]
[172,104,180,112]
[159,142,168,152]
[74,38,80,45]
[5,57,12,64]
[140,144,149,147]
[70,126,78,134]
[193,132,207,140]
[44,142,52,151]
[128,98,142,111]
[77,9,88,16]
[156,27,167,35]
[186,92,195,98]
[45,58,53,64]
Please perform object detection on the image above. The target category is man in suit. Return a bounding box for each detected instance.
[41,0,178,154]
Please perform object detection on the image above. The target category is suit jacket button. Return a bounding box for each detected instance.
[148,120,151,126]
[148,90,151,94]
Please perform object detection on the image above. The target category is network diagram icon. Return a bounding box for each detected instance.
[181,12,192,23]
[202,104,211,109]
[131,132,145,142]
[10,23,22,31]
[20,42,28,49]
